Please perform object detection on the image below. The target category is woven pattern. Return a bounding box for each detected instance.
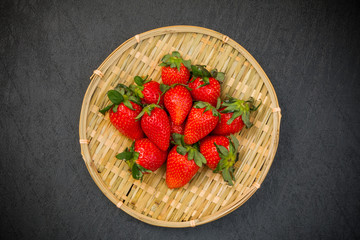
[79,26,281,227]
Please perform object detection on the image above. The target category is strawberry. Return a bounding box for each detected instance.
[99,84,144,140]
[130,75,164,106]
[184,100,221,145]
[166,133,206,189]
[200,136,229,169]
[199,135,240,185]
[116,138,167,180]
[161,84,193,125]
[136,104,170,151]
[212,97,261,135]
[170,120,185,142]
[159,51,191,85]
[188,65,225,106]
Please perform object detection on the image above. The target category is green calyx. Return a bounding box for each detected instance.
[221,96,261,128]
[172,133,207,167]
[213,134,240,186]
[116,142,152,181]
[190,65,225,88]
[135,103,161,120]
[99,84,142,114]
[129,75,152,99]
[159,83,192,95]
[193,99,221,119]
[159,51,191,71]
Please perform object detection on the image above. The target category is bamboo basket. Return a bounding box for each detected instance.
[79,26,281,228]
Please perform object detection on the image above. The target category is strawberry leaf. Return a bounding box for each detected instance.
[172,133,184,146]
[123,99,134,110]
[107,90,124,104]
[134,76,144,86]
[183,59,191,70]
[115,84,131,93]
[138,164,152,174]
[214,143,229,156]
[132,164,143,180]
[216,98,221,109]
[227,110,242,124]
[128,96,142,106]
[191,65,211,78]
[116,150,133,160]
[215,72,225,82]
[230,134,239,151]
[222,168,234,186]
[160,84,171,93]
[99,104,114,115]
[176,62,181,72]
[194,101,207,108]
[197,77,210,88]
[133,152,140,159]
[194,150,206,167]
[176,146,188,155]
[135,110,145,120]
[171,51,181,58]
[242,111,252,128]
[161,54,171,63]
[188,149,195,160]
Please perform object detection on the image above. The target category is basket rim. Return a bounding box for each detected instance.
[79,25,281,228]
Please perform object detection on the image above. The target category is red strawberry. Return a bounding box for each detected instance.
[188,65,225,106]
[136,104,170,151]
[199,135,240,185]
[130,75,164,106]
[170,120,185,142]
[116,138,167,180]
[159,51,191,85]
[212,97,261,135]
[200,136,229,169]
[99,85,144,140]
[161,84,192,125]
[166,133,206,189]
[184,101,221,145]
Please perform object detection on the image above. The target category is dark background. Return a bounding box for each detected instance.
[1,0,360,239]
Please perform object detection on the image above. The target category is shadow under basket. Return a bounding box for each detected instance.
[79,25,281,228]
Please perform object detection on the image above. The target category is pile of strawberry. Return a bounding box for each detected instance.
[100,51,260,188]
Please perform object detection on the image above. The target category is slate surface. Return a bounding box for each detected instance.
[1,0,360,239]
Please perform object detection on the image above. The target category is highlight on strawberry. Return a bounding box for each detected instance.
[116,139,167,181]
[212,97,261,135]
[166,133,207,189]
[188,65,225,106]
[130,75,164,106]
[183,99,221,145]
[200,135,240,186]
[159,51,191,85]
[136,104,170,151]
[99,84,144,140]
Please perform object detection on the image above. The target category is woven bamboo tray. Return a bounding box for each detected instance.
[79,26,281,228]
